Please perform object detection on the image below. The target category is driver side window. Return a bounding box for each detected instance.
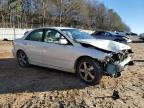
[25,29,43,41]
[44,29,64,44]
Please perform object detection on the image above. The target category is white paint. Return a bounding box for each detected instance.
[76,39,131,53]
[0,28,32,40]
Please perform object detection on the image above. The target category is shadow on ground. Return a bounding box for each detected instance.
[0,58,89,94]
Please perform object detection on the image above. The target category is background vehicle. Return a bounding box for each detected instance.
[139,33,144,40]
[91,31,132,44]
[13,27,133,85]
[125,32,138,36]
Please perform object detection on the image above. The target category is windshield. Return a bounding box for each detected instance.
[61,29,95,40]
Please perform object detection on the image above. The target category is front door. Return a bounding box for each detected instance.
[41,29,74,69]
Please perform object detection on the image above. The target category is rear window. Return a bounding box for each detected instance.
[25,29,43,41]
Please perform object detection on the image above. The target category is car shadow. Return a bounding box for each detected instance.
[0,58,89,94]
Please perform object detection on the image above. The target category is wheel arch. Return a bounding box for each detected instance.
[16,49,25,56]
[16,49,29,60]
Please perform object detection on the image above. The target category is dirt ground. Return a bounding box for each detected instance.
[0,38,144,108]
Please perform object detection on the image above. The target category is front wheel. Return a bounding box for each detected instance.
[17,50,30,67]
[76,58,103,85]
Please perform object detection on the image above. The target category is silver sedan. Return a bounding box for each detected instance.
[12,27,133,85]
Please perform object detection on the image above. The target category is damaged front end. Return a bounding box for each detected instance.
[104,49,133,77]
[76,38,134,77]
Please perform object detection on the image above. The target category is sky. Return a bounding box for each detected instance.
[99,0,144,34]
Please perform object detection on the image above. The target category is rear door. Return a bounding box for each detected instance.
[23,29,44,63]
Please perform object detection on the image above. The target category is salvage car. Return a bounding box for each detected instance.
[91,31,132,44]
[12,27,133,85]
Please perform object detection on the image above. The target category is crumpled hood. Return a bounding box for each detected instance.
[76,39,131,53]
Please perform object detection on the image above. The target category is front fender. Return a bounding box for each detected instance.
[78,47,111,61]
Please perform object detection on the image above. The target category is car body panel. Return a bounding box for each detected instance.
[13,39,109,73]
[76,39,131,53]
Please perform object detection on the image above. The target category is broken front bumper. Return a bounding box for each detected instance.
[106,56,132,76]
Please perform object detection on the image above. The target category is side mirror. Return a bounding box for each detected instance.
[59,38,68,45]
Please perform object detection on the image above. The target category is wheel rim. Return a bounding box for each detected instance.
[17,52,27,66]
[79,62,95,82]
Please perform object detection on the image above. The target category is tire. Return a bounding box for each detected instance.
[76,58,103,85]
[17,50,30,67]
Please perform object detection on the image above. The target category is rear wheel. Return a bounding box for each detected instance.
[17,50,30,67]
[76,58,103,85]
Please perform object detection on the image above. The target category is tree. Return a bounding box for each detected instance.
[0,0,131,32]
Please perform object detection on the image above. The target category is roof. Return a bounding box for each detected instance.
[51,27,76,30]
[32,27,76,31]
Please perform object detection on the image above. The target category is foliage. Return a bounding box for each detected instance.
[0,0,130,31]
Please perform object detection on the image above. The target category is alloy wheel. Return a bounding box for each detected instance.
[17,51,28,67]
[79,62,95,82]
